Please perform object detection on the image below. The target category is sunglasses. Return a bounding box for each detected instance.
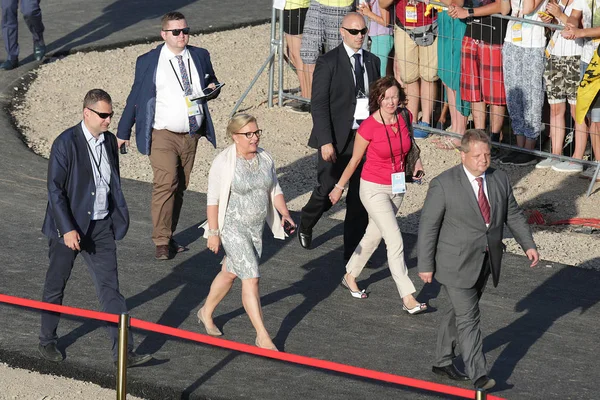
[342,27,368,36]
[235,129,262,139]
[163,27,190,36]
[87,108,114,119]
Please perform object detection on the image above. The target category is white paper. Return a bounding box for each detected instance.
[273,0,286,10]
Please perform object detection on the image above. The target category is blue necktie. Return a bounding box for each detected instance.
[353,53,365,97]
[175,55,200,134]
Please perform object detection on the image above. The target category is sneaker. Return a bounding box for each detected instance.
[581,166,600,180]
[535,157,560,169]
[551,161,583,173]
[413,121,430,139]
[503,152,538,166]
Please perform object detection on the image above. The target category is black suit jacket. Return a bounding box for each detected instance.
[308,44,381,153]
[42,123,129,241]
[417,165,536,288]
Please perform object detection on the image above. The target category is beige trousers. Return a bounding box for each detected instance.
[346,179,416,298]
[148,129,199,246]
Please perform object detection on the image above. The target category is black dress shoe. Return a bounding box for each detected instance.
[114,351,152,368]
[38,343,63,362]
[432,365,470,381]
[474,375,496,390]
[34,44,46,61]
[298,231,312,249]
[0,59,18,70]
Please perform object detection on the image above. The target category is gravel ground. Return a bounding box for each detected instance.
[5,23,600,397]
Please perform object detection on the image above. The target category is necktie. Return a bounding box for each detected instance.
[353,53,365,96]
[476,177,491,224]
[175,55,200,134]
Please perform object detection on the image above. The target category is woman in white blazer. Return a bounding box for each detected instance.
[197,114,295,351]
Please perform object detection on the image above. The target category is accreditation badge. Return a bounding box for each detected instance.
[354,97,369,121]
[512,23,522,42]
[406,6,418,24]
[391,172,406,194]
[185,95,202,117]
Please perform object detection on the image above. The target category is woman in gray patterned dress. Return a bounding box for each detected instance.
[197,114,295,351]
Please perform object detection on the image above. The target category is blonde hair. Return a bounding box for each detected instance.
[226,113,257,141]
[461,129,491,152]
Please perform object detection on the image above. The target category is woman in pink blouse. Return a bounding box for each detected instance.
[329,76,426,314]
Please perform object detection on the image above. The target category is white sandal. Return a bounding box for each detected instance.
[341,277,368,299]
[402,303,427,315]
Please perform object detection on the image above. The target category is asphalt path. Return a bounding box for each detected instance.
[0,1,599,399]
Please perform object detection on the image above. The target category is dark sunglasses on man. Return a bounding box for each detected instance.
[162,27,191,36]
[87,108,114,119]
[342,27,368,36]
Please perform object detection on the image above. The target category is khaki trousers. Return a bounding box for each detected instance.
[346,179,416,299]
[148,129,199,246]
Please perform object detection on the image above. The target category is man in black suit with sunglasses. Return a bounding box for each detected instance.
[117,11,220,260]
[39,89,151,367]
[299,12,380,261]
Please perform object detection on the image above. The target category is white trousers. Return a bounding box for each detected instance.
[345,179,416,299]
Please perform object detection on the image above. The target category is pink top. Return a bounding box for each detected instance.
[358,111,412,185]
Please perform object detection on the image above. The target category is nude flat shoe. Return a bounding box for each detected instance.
[255,337,278,351]
[197,308,223,336]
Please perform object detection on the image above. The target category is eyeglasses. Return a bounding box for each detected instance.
[342,27,368,36]
[162,27,190,36]
[235,129,262,139]
[87,108,114,119]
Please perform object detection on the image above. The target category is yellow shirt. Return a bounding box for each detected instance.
[285,0,310,9]
[317,0,353,7]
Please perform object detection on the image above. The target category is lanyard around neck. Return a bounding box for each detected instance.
[379,109,404,172]
[85,139,106,183]
[169,56,192,93]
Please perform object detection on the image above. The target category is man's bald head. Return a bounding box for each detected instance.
[340,12,367,52]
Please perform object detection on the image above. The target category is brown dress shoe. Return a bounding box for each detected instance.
[155,245,170,260]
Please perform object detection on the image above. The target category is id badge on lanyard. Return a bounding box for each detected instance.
[391,171,406,194]
[512,23,522,42]
[185,96,201,117]
[406,5,418,24]
[96,184,108,210]
[354,97,369,121]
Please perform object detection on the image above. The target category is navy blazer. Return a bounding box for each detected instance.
[42,123,129,241]
[117,44,220,155]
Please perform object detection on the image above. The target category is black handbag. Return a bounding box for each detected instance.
[399,107,421,182]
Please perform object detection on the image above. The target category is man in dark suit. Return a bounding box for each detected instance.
[39,89,151,367]
[298,12,380,261]
[117,11,220,260]
[417,129,539,390]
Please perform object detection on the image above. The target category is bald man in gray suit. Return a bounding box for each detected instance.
[417,129,539,391]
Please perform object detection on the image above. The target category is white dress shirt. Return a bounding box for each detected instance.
[154,46,204,133]
[81,121,111,220]
[463,165,490,227]
[343,43,369,130]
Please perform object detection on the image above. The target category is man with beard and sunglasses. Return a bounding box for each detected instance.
[39,89,151,367]
[298,12,380,262]
[117,11,221,260]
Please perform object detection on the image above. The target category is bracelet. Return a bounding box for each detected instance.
[207,228,220,237]
[334,183,345,191]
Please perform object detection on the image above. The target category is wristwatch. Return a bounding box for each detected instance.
[468,8,475,19]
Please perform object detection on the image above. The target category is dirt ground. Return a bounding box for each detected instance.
[4,23,599,397]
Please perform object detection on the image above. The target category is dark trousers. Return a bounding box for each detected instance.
[435,254,491,383]
[300,134,369,260]
[39,218,133,360]
[1,0,44,60]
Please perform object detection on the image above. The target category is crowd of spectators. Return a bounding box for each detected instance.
[281,0,600,178]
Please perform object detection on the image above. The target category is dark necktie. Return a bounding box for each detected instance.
[476,177,491,224]
[353,53,365,96]
[175,55,200,134]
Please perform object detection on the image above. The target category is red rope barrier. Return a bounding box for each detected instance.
[0,293,505,400]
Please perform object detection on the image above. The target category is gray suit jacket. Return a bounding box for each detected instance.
[417,165,536,288]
